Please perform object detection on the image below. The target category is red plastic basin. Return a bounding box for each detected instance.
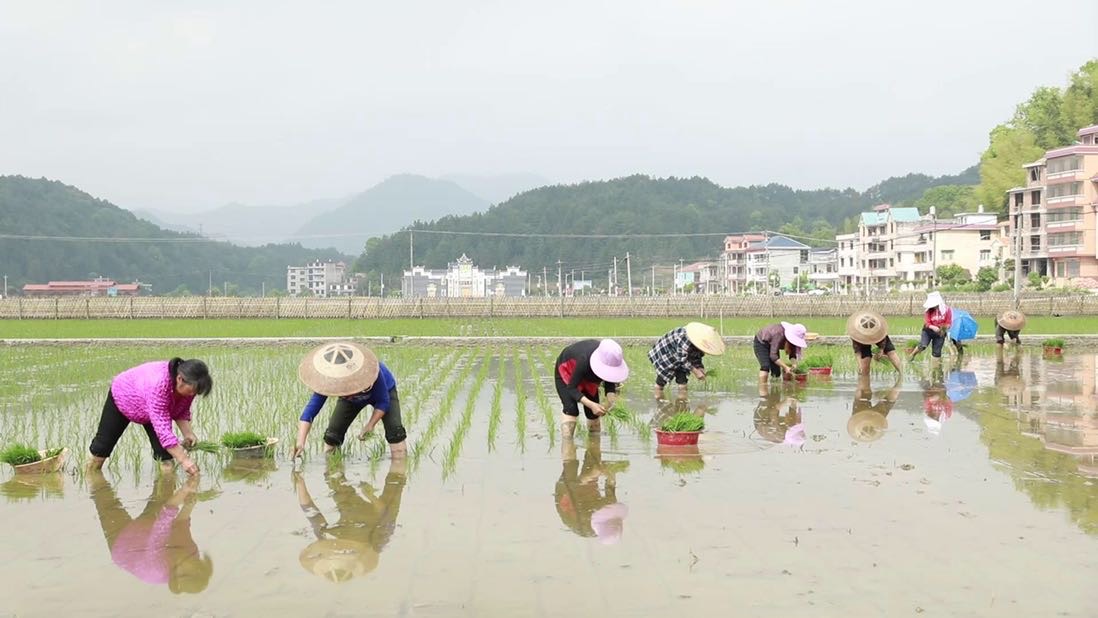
[655,430,702,446]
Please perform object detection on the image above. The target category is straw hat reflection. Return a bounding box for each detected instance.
[847,411,888,443]
[299,539,380,583]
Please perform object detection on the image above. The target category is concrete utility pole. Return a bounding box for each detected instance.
[557,259,563,296]
[208,269,213,297]
[652,264,656,295]
[543,266,549,297]
[3,275,6,298]
[409,231,414,272]
[626,252,633,297]
[613,257,619,296]
[380,273,385,297]
[261,282,266,297]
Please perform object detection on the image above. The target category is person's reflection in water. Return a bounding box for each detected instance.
[753,382,804,446]
[88,470,213,594]
[847,374,901,443]
[921,366,952,436]
[555,434,629,544]
[293,458,407,583]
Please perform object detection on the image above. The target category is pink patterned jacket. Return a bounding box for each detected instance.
[110,361,193,449]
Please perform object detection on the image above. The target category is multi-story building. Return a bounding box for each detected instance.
[1008,124,1098,286]
[403,254,527,298]
[807,248,838,291]
[286,260,351,297]
[836,232,860,293]
[720,234,809,292]
[720,234,765,293]
[676,261,720,294]
[856,205,922,292]
[893,208,1006,289]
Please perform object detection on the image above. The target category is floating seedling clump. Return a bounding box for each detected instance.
[221,432,267,449]
[187,440,221,454]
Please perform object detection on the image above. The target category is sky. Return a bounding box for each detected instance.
[1,0,1096,213]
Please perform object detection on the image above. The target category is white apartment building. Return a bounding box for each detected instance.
[286,260,352,297]
[807,248,839,290]
[836,232,860,293]
[721,234,809,292]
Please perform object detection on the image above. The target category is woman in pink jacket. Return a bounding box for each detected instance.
[88,358,213,475]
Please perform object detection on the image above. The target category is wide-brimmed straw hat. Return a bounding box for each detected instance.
[997,310,1026,331]
[923,291,944,310]
[590,339,630,383]
[847,411,888,443]
[780,322,817,349]
[298,342,379,397]
[685,322,726,356]
[299,539,379,582]
[846,310,888,345]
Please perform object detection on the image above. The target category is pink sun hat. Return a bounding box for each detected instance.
[780,322,815,349]
[590,503,629,545]
[590,339,630,383]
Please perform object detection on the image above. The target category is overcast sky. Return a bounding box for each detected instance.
[1,0,1096,213]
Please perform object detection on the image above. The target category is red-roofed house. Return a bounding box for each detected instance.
[22,277,143,297]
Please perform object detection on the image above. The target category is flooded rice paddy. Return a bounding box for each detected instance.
[1,344,1097,616]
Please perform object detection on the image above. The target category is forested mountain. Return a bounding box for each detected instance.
[0,176,345,295]
[354,168,977,286]
[440,173,552,204]
[293,175,489,254]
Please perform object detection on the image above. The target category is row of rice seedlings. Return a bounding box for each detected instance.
[403,348,462,429]
[486,355,506,451]
[410,348,479,470]
[530,347,572,442]
[442,349,493,477]
[526,349,556,448]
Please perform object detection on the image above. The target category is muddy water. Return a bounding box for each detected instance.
[2,349,1098,617]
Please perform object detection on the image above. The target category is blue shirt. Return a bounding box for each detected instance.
[300,363,397,423]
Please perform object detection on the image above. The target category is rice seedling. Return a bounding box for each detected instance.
[186,440,221,454]
[799,354,834,369]
[525,348,555,447]
[0,444,42,466]
[442,350,491,477]
[411,349,478,470]
[660,413,704,433]
[43,447,65,459]
[221,431,268,449]
[1043,338,1066,348]
[486,358,505,451]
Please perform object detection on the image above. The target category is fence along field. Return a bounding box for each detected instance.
[0,293,1095,320]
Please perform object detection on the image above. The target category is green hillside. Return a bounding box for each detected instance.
[0,176,345,295]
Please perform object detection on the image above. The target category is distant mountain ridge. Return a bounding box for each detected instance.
[291,175,490,254]
[0,176,345,294]
[354,166,981,284]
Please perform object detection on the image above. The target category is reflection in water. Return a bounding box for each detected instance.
[921,367,952,436]
[89,471,213,594]
[555,435,629,544]
[223,457,278,485]
[978,350,1098,535]
[847,375,900,443]
[1,473,64,503]
[753,383,804,445]
[294,458,406,583]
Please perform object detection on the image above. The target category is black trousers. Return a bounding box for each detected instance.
[89,389,173,461]
[323,387,407,446]
[554,374,599,420]
[754,338,781,377]
[918,326,947,358]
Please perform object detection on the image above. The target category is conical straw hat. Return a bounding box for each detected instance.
[846,310,888,345]
[685,322,726,356]
[997,310,1026,331]
[298,342,379,397]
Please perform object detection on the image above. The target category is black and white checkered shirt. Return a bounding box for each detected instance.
[648,327,704,383]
